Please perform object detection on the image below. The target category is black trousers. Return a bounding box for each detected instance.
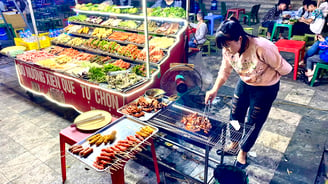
[230,79,280,152]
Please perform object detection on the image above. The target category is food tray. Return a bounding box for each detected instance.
[117,96,173,121]
[67,116,158,172]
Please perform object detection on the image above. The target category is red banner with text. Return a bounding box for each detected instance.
[14,60,131,117]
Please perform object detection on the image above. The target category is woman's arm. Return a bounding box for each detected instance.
[258,45,292,75]
[205,53,233,103]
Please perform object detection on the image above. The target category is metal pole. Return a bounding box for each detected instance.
[26,0,41,49]
[186,0,189,20]
[12,0,33,31]
[142,0,150,79]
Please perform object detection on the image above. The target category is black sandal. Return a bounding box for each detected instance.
[234,160,248,169]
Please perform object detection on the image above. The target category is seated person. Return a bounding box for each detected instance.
[293,0,312,35]
[304,35,326,82]
[279,0,292,10]
[262,2,289,39]
[298,1,325,35]
[151,0,182,8]
[188,12,208,48]
[318,0,328,17]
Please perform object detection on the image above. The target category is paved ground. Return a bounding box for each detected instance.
[0,30,328,184]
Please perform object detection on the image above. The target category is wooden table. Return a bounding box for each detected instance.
[59,117,160,184]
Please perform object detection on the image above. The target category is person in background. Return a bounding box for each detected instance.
[262,2,289,40]
[299,1,325,35]
[317,0,328,17]
[151,0,182,8]
[292,0,312,35]
[188,12,207,48]
[279,0,292,10]
[301,35,326,83]
[205,17,292,169]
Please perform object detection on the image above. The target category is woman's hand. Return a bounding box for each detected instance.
[205,88,218,104]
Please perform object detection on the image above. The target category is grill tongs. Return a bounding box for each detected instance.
[201,101,211,125]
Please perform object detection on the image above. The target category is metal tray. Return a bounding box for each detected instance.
[117,96,173,121]
[67,116,158,172]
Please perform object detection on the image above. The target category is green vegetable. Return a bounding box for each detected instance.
[150,7,185,18]
[89,67,106,83]
[103,63,124,73]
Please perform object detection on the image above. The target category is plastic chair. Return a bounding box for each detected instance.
[240,4,261,26]
[243,27,253,35]
[207,35,220,53]
[197,39,211,55]
[258,26,268,37]
[305,33,316,46]
[310,63,328,86]
[291,35,307,41]
[270,23,293,41]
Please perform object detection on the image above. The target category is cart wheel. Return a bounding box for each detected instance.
[26,91,34,99]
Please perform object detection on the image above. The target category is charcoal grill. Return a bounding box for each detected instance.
[147,103,254,184]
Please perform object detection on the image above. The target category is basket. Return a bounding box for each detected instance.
[14,36,51,50]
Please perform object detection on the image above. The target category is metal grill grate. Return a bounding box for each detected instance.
[149,104,254,152]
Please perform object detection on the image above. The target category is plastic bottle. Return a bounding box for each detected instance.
[25,29,32,38]
[49,29,53,38]
[55,29,61,37]
[211,0,217,10]
[19,31,25,38]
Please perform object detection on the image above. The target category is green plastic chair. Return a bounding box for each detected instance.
[243,27,254,35]
[240,4,261,26]
[310,63,328,86]
[270,23,293,41]
[207,35,220,54]
[221,2,227,18]
[258,26,268,37]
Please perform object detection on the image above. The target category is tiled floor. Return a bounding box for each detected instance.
[0,46,327,184]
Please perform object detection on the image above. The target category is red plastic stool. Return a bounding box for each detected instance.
[274,39,306,80]
[59,118,160,184]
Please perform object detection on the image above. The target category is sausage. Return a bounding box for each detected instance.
[93,162,104,170]
[135,134,145,141]
[118,140,129,144]
[127,135,137,142]
[82,147,93,158]
[72,147,83,154]
[117,143,131,148]
[110,146,120,152]
[96,156,112,162]
[69,145,82,152]
[115,145,128,152]
[100,160,112,166]
[101,148,114,153]
[100,152,115,158]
